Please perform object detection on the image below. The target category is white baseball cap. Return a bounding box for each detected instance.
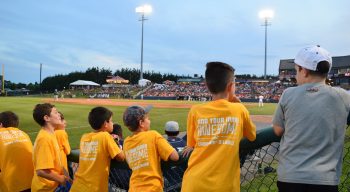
[294,45,332,72]
[165,121,179,132]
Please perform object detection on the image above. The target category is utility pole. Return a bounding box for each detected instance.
[2,64,4,95]
[40,63,42,94]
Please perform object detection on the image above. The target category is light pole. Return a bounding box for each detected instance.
[259,9,274,79]
[136,5,152,81]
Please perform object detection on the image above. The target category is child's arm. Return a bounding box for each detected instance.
[61,131,71,155]
[154,131,180,161]
[242,107,256,141]
[168,150,179,161]
[273,124,284,136]
[36,169,67,185]
[105,132,125,161]
[114,151,125,161]
[182,146,193,158]
[183,108,195,158]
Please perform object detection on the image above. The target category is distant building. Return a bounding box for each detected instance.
[279,55,350,87]
[106,76,129,84]
[278,59,295,81]
[331,56,350,87]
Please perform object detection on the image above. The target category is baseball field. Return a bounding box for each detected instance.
[0,97,276,148]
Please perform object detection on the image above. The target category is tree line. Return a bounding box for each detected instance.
[1,67,192,92]
[1,67,277,93]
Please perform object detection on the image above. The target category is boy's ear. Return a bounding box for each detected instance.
[98,121,108,131]
[103,121,109,128]
[301,67,309,77]
[139,119,144,128]
[227,82,234,92]
[43,115,50,122]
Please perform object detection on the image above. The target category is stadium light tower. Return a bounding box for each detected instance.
[259,9,274,79]
[136,4,152,81]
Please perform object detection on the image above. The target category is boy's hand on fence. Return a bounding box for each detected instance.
[65,175,73,184]
[58,175,66,186]
[182,146,194,158]
[62,167,72,184]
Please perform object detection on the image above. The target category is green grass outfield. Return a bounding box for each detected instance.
[0,97,276,148]
[1,97,349,191]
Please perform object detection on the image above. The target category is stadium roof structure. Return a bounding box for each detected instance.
[279,59,295,71]
[178,78,204,83]
[236,79,270,83]
[279,55,350,71]
[69,80,100,86]
[332,55,350,68]
[106,75,129,84]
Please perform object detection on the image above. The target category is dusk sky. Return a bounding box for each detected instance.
[0,0,349,83]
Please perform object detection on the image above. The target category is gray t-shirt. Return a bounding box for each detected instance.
[273,82,350,185]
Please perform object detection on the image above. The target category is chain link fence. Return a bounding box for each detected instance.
[68,126,350,192]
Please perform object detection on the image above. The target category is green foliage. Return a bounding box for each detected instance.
[339,127,350,191]
[3,79,31,90]
[41,67,113,91]
[241,128,350,192]
[39,67,193,92]
[3,64,280,93]
[241,173,278,192]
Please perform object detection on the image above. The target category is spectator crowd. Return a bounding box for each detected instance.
[143,81,295,102]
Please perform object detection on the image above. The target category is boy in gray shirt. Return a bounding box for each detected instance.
[273,45,350,192]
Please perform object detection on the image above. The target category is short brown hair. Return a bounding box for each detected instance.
[88,107,113,130]
[33,103,55,126]
[0,111,19,128]
[123,105,151,132]
[205,62,235,94]
[58,112,64,120]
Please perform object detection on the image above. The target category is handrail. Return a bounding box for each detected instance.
[67,127,281,168]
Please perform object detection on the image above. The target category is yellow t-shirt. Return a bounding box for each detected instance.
[124,130,175,192]
[181,99,256,192]
[0,127,34,192]
[70,131,122,192]
[55,130,71,171]
[32,129,63,192]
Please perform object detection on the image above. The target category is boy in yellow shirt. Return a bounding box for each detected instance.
[31,103,70,191]
[0,111,34,192]
[70,106,125,192]
[123,105,179,192]
[55,112,71,173]
[181,62,256,192]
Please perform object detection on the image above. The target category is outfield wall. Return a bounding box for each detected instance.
[135,96,279,103]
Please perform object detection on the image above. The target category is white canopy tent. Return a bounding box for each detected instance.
[69,80,100,89]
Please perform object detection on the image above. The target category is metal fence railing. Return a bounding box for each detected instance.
[68,127,350,192]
